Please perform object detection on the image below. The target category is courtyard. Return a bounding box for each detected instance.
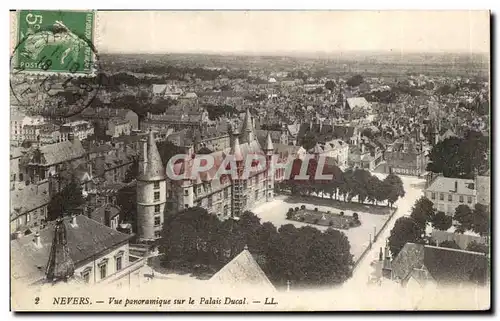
[252,194,395,261]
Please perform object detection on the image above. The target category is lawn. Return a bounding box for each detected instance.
[252,195,395,261]
[287,207,360,230]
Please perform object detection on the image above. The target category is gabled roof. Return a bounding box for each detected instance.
[391,243,489,286]
[35,139,86,166]
[210,248,275,291]
[346,97,371,110]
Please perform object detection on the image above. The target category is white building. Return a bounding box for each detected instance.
[60,120,94,141]
[424,176,478,216]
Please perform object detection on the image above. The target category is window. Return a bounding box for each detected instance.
[208,196,213,208]
[431,193,436,200]
[154,181,160,190]
[255,190,259,200]
[154,231,161,238]
[448,194,452,201]
[459,195,464,203]
[184,189,189,196]
[99,264,107,280]
[154,216,161,226]
[115,256,122,271]
[197,186,202,195]
[439,193,444,201]
[154,191,160,201]
[81,270,91,283]
[467,196,472,204]
[154,204,160,213]
[185,204,189,209]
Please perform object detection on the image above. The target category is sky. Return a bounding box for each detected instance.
[96,11,490,54]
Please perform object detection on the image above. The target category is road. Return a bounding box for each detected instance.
[343,173,426,288]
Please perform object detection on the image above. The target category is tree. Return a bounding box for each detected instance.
[439,240,461,249]
[124,160,139,183]
[410,196,436,230]
[466,241,489,255]
[352,169,371,203]
[304,228,353,286]
[47,175,84,221]
[300,132,318,151]
[382,173,405,207]
[431,211,453,231]
[324,80,336,91]
[346,75,364,87]
[472,203,490,236]
[454,204,474,232]
[388,217,424,258]
[426,131,489,178]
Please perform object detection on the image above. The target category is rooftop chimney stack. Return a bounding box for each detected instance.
[70,214,77,227]
[455,181,458,192]
[104,209,111,227]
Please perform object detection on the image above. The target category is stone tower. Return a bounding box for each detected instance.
[264,132,275,202]
[136,130,166,242]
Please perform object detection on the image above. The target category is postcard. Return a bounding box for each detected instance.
[9,10,491,311]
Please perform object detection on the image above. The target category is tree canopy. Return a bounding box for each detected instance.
[388,217,424,258]
[47,175,84,221]
[431,211,452,231]
[160,208,354,287]
[426,130,489,178]
[410,196,436,230]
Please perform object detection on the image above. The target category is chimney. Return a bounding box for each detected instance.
[361,143,365,154]
[104,208,111,227]
[455,181,458,192]
[70,214,78,227]
[33,232,42,247]
[319,119,323,132]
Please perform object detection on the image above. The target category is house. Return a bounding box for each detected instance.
[424,176,477,216]
[430,230,488,250]
[346,97,372,114]
[22,135,86,185]
[387,243,489,287]
[80,108,139,131]
[209,245,275,292]
[152,84,183,99]
[88,203,121,230]
[10,182,51,236]
[11,215,145,288]
[309,139,349,169]
[382,136,428,176]
[60,120,94,141]
[10,147,24,190]
[106,117,132,138]
[23,123,62,145]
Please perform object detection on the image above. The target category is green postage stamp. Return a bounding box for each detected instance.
[12,10,96,75]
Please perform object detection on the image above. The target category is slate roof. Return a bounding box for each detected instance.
[425,177,476,196]
[36,139,86,166]
[210,248,275,291]
[89,203,121,226]
[11,215,133,284]
[138,130,166,181]
[11,184,50,219]
[391,243,489,286]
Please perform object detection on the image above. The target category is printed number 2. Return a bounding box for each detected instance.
[34,297,40,305]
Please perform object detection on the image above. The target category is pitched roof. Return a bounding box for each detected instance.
[264,132,274,151]
[391,243,489,286]
[36,139,86,166]
[138,130,166,181]
[210,248,275,291]
[11,215,133,284]
[346,97,371,110]
[11,184,51,219]
[89,203,121,226]
[425,177,476,196]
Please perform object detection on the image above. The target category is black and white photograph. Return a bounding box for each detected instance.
[8,10,491,311]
